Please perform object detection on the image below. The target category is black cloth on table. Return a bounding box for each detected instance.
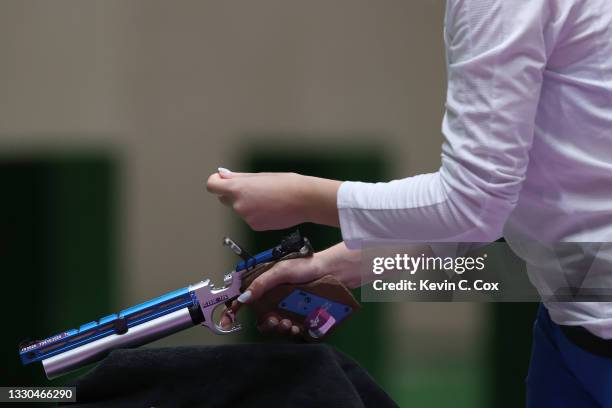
[64,343,398,408]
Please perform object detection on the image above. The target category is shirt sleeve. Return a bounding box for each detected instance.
[338,0,550,249]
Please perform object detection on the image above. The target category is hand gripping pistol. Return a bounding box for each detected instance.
[18,231,360,379]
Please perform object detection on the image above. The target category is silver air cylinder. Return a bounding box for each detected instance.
[42,308,195,379]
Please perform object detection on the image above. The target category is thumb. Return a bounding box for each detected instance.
[238,256,319,304]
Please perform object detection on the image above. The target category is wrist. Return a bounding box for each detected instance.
[299,175,342,226]
[317,243,362,289]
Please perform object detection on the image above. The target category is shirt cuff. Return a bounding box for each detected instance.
[337,181,364,249]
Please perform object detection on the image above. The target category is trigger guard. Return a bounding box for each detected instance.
[193,271,243,335]
[201,302,242,335]
[213,307,242,334]
[213,322,242,334]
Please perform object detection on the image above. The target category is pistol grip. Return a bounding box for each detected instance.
[248,275,360,341]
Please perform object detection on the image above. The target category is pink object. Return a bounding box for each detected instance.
[305,307,336,339]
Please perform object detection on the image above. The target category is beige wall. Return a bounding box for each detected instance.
[0,0,481,347]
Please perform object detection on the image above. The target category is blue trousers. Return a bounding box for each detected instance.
[527,305,612,407]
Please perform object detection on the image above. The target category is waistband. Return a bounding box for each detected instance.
[560,324,612,358]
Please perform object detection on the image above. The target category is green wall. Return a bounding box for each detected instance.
[0,154,118,387]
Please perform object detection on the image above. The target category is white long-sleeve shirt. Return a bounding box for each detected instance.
[337,0,612,337]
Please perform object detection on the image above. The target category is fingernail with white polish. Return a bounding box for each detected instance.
[218,167,232,174]
[237,290,252,303]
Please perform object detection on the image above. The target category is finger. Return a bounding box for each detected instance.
[219,299,246,329]
[206,173,231,194]
[228,300,242,314]
[219,303,240,329]
[291,325,301,336]
[219,310,232,329]
[278,319,292,333]
[257,315,280,332]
